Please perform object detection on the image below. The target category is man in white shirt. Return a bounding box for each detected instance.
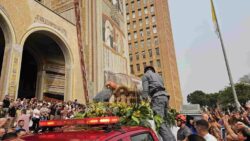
[195,119,217,141]
[31,106,41,133]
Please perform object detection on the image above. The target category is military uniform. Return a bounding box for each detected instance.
[142,68,176,141]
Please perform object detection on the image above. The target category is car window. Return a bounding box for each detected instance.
[131,132,154,141]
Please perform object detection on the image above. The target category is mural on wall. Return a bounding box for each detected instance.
[103,16,125,54]
[104,20,114,48]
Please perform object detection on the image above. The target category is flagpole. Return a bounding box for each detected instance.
[211,0,241,111]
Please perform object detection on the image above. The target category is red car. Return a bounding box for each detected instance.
[18,117,160,141]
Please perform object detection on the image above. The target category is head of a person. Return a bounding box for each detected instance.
[1,132,17,140]
[195,119,209,136]
[144,66,155,73]
[186,115,195,126]
[201,113,209,121]
[105,81,117,90]
[233,111,241,119]
[17,120,24,128]
[4,95,9,100]
[16,129,26,137]
[187,134,206,141]
[176,114,187,127]
[228,116,241,131]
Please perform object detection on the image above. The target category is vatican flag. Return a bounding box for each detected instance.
[211,0,219,37]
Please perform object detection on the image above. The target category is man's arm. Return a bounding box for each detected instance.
[141,75,149,100]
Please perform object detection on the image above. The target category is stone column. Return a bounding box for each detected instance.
[36,69,46,100]
[0,45,12,99]
[5,44,22,100]
[65,65,73,101]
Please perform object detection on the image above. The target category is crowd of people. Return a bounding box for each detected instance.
[0,95,85,140]
[176,103,250,141]
[0,93,249,141]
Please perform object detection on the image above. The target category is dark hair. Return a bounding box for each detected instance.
[196,119,209,130]
[186,115,194,124]
[188,134,206,141]
[2,132,17,140]
[16,129,26,134]
[18,119,24,123]
[21,109,26,114]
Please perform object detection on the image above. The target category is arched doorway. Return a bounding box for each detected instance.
[18,32,66,101]
[0,27,5,77]
[0,11,15,99]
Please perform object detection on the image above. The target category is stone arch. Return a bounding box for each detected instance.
[19,26,73,101]
[0,8,16,99]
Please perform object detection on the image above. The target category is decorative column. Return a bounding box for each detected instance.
[6,44,22,100]
[65,65,73,101]
[36,69,46,100]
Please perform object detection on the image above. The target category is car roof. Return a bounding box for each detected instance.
[20,126,150,141]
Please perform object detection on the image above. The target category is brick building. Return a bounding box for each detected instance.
[126,0,182,110]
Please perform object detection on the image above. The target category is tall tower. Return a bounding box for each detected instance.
[126,0,182,110]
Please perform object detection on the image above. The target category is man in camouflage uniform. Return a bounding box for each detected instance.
[141,66,176,141]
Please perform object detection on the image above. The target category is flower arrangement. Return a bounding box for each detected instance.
[74,102,178,132]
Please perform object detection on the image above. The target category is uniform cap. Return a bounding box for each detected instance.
[144,66,155,73]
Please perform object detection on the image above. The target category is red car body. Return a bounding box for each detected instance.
[19,126,159,141]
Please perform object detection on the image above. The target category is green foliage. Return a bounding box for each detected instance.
[187,82,250,109]
[218,83,250,109]
[153,115,164,132]
[74,101,177,132]
[187,90,208,106]
[165,108,179,127]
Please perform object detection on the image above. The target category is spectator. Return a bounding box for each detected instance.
[16,128,26,137]
[176,114,192,141]
[15,120,25,131]
[8,103,16,128]
[2,95,10,114]
[17,109,30,132]
[195,119,217,141]
[222,115,249,141]
[54,105,62,120]
[202,113,209,122]
[186,115,197,134]
[31,105,41,133]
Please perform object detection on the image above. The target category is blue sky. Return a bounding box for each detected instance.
[168,0,250,103]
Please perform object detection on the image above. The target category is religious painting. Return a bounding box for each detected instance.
[109,0,124,15]
[103,19,114,48]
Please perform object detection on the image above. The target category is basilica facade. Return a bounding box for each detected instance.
[0,0,130,103]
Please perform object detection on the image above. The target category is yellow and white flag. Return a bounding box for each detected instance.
[211,0,219,37]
